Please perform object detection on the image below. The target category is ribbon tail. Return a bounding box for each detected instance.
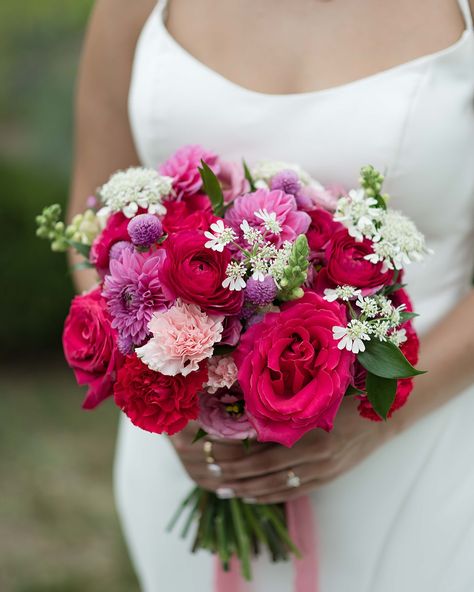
[215,555,251,592]
[287,495,319,592]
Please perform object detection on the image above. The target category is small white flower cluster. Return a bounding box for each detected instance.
[334,188,383,241]
[327,286,410,353]
[204,213,296,291]
[251,160,313,188]
[99,167,173,218]
[366,210,430,270]
[335,189,429,270]
[204,220,237,252]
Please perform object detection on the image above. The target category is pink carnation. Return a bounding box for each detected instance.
[205,356,238,393]
[225,188,311,248]
[198,389,257,440]
[136,300,224,376]
[160,145,220,199]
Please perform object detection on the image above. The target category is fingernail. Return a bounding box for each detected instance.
[208,463,222,476]
[216,488,235,499]
[243,497,257,504]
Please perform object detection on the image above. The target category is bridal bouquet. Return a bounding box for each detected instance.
[37,145,428,579]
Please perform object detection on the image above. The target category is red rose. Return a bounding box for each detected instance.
[234,291,355,447]
[306,208,342,254]
[114,355,207,435]
[62,287,123,409]
[90,212,131,274]
[315,228,394,292]
[159,230,244,315]
[357,288,420,420]
[162,194,216,234]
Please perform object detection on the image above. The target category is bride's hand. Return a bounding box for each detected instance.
[168,422,272,492]
[217,397,398,503]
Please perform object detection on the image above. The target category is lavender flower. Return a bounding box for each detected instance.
[270,169,301,196]
[244,276,277,306]
[102,248,168,347]
[109,241,134,262]
[127,214,163,248]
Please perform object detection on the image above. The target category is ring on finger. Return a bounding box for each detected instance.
[203,440,221,476]
[286,469,301,488]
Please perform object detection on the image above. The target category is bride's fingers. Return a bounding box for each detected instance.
[218,444,330,481]
[219,462,315,498]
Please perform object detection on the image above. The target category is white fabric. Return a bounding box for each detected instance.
[115,0,474,589]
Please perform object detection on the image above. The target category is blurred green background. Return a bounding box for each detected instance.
[0,2,139,590]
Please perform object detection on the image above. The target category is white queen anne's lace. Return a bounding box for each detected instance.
[99,167,172,218]
[334,188,383,241]
[365,210,431,270]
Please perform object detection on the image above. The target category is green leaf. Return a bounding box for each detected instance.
[242,160,256,192]
[68,240,91,259]
[358,339,426,379]
[192,428,208,444]
[399,311,419,322]
[365,372,397,420]
[198,160,224,216]
[344,384,365,397]
[242,438,251,451]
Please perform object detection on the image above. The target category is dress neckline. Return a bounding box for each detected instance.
[154,2,473,101]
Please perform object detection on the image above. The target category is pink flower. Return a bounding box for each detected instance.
[234,290,355,447]
[296,184,342,212]
[218,161,249,204]
[89,211,131,275]
[62,287,123,409]
[198,389,257,440]
[225,188,311,248]
[162,194,217,234]
[205,356,238,393]
[160,145,220,199]
[136,300,224,376]
[306,208,343,257]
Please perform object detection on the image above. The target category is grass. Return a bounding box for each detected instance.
[0,358,139,592]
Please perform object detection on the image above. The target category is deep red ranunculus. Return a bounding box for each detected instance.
[306,207,343,255]
[234,290,355,447]
[159,230,244,315]
[314,228,394,292]
[89,212,131,274]
[357,288,420,420]
[162,194,216,234]
[62,287,123,409]
[114,355,207,435]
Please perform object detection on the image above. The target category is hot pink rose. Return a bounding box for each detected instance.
[62,287,123,409]
[314,228,394,293]
[90,212,131,275]
[159,230,244,316]
[306,208,343,255]
[198,389,257,440]
[162,194,217,234]
[160,145,220,199]
[234,290,355,447]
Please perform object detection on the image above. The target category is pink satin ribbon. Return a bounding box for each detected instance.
[214,495,318,592]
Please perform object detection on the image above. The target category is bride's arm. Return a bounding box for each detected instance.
[68,0,155,293]
[394,288,474,431]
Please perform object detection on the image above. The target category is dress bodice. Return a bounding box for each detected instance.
[129,0,474,334]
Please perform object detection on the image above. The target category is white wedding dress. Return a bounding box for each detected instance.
[114,1,474,590]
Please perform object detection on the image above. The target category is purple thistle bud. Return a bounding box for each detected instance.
[109,241,134,262]
[270,170,301,196]
[127,214,163,248]
[245,276,277,307]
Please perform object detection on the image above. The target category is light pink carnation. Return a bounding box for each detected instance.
[198,390,257,440]
[225,188,311,248]
[136,300,224,376]
[159,145,220,199]
[205,356,238,393]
